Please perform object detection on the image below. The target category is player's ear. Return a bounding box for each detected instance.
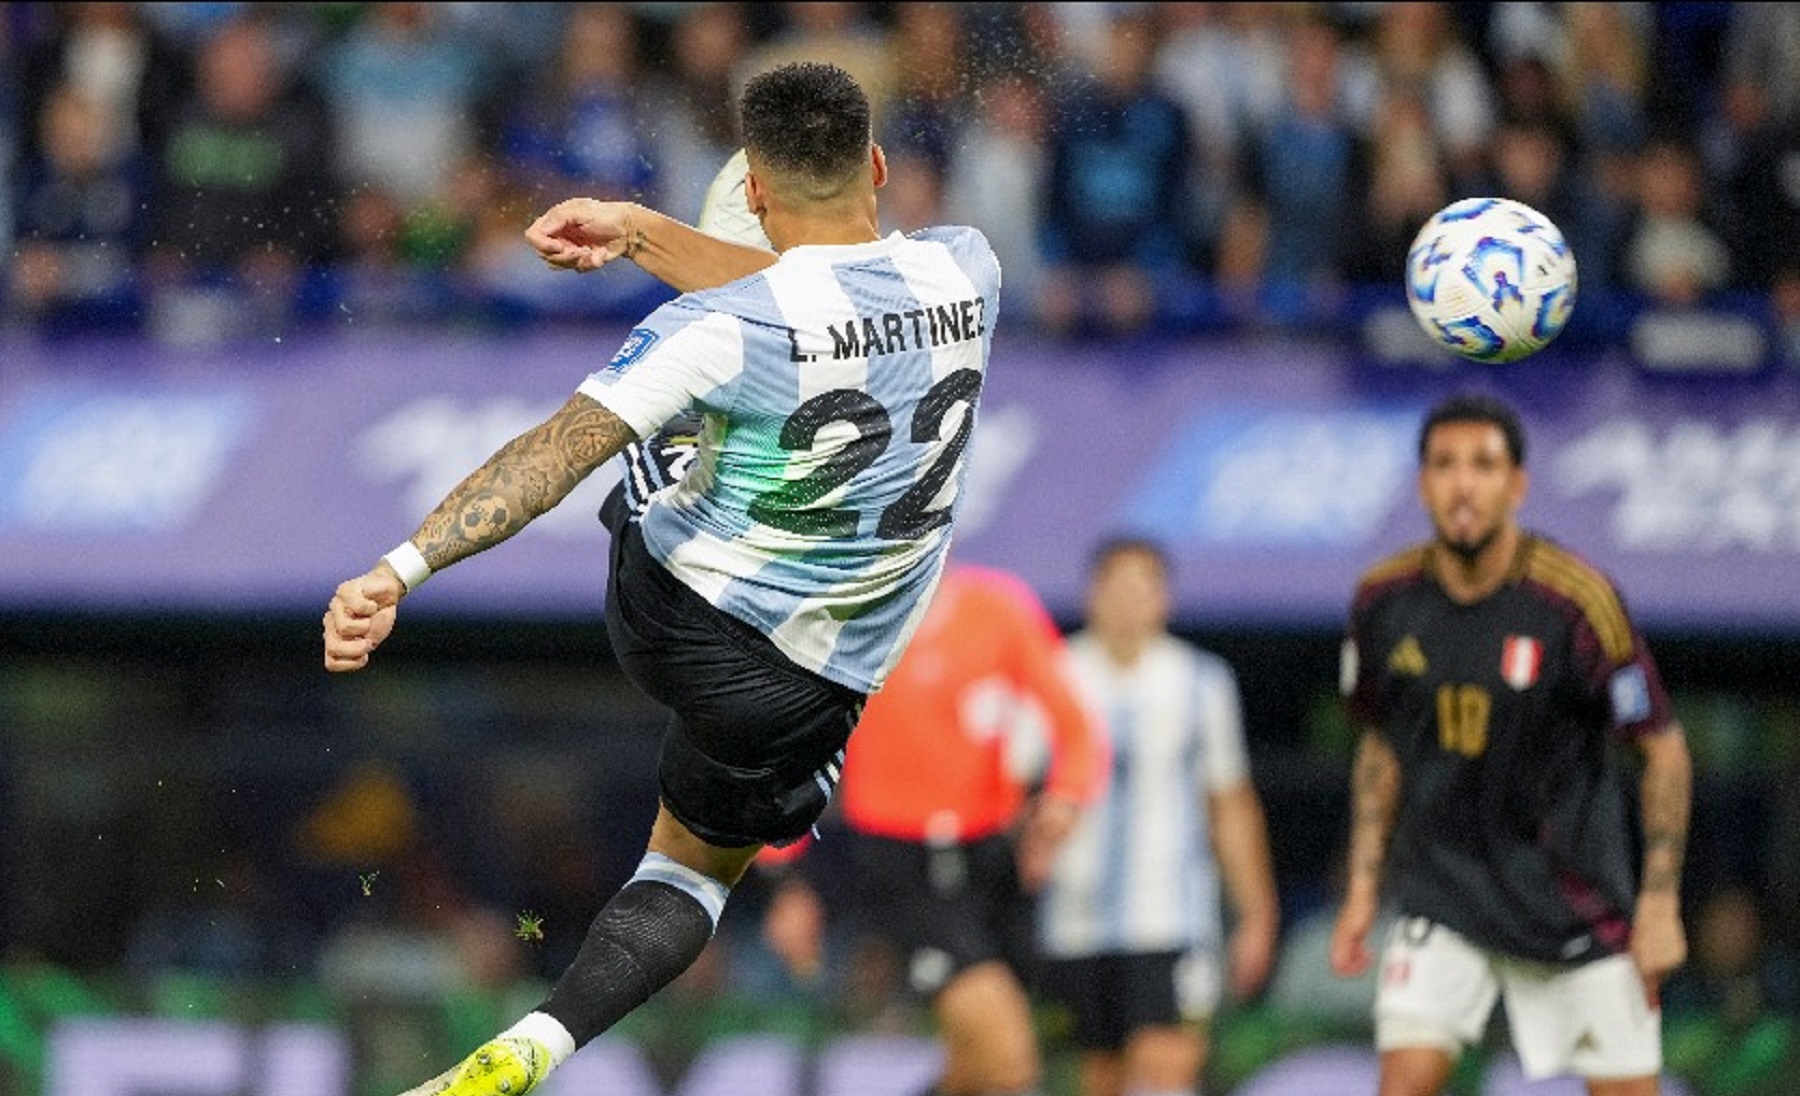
[870,143,887,189]
[1510,465,1530,509]
[745,169,768,218]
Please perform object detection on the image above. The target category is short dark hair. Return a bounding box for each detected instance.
[739,62,872,200]
[1418,392,1527,466]
[1088,534,1171,579]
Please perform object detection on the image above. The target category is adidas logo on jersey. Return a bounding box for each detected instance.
[1388,635,1428,676]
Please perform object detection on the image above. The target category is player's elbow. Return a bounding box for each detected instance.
[1640,722,1691,771]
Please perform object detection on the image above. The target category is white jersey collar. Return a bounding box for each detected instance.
[779,231,908,262]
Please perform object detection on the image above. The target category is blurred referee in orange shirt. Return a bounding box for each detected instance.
[762,562,1110,1096]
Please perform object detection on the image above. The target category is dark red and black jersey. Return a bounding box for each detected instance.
[1342,534,1674,964]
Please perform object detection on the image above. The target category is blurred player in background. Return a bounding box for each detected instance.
[1037,536,1279,1096]
[1331,393,1691,1096]
[760,560,1110,1096]
[323,62,1003,1096]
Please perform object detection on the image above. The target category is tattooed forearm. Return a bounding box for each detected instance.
[1639,728,1692,895]
[622,206,648,261]
[1347,731,1401,884]
[410,395,637,573]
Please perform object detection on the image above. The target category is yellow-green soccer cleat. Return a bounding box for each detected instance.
[397,1037,549,1096]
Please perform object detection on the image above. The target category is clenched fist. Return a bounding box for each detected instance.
[323,565,405,672]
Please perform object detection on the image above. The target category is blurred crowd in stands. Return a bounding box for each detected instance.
[1,0,1798,347]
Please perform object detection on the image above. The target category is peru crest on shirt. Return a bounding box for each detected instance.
[1501,635,1542,690]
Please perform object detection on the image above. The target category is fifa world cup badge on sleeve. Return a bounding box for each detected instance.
[609,328,660,373]
[1339,639,1359,696]
[1609,665,1652,725]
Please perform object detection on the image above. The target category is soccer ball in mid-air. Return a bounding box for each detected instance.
[1404,197,1577,364]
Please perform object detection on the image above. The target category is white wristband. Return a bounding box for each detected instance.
[382,541,432,593]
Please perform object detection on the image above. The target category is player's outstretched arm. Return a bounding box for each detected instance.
[322,394,637,673]
[408,393,634,572]
[526,199,777,293]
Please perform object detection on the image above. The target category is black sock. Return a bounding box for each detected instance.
[538,878,717,1046]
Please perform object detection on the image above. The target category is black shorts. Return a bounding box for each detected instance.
[1040,950,1197,1051]
[850,832,1038,999]
[602,508,865,848]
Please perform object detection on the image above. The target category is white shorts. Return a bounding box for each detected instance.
[1373,917,1662,1081]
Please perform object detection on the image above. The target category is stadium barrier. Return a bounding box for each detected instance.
[6,966,1789,1096]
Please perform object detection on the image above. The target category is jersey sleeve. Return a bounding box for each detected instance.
[1340,547,1427,736]
[1342,583,1383,732]
[1604,632,1675,742]
[993,576,1109,806]
[1570,586,1676,742]
[915,224,1002,320]
[576,299,745,439]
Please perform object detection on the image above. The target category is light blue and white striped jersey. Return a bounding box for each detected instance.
[1038,633,1250,958]
[578,226,1000,694]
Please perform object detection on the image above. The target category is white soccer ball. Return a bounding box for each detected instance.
[1404,197,1577,364]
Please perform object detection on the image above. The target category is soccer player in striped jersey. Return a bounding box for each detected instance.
[1037,537,1279,1096]
[692,152,1108,1096]
[1330,393,1692,1096]
[322,62,1001,1096]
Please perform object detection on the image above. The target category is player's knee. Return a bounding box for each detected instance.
[972,1054,1040,1096]
[938,984,1040,1093]
[1377,1046,1456,1096]
[974,1022,1040,1093]
[1122,1025,1203,1091]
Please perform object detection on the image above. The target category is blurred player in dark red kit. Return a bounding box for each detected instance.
[1331,393,1691,1096]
